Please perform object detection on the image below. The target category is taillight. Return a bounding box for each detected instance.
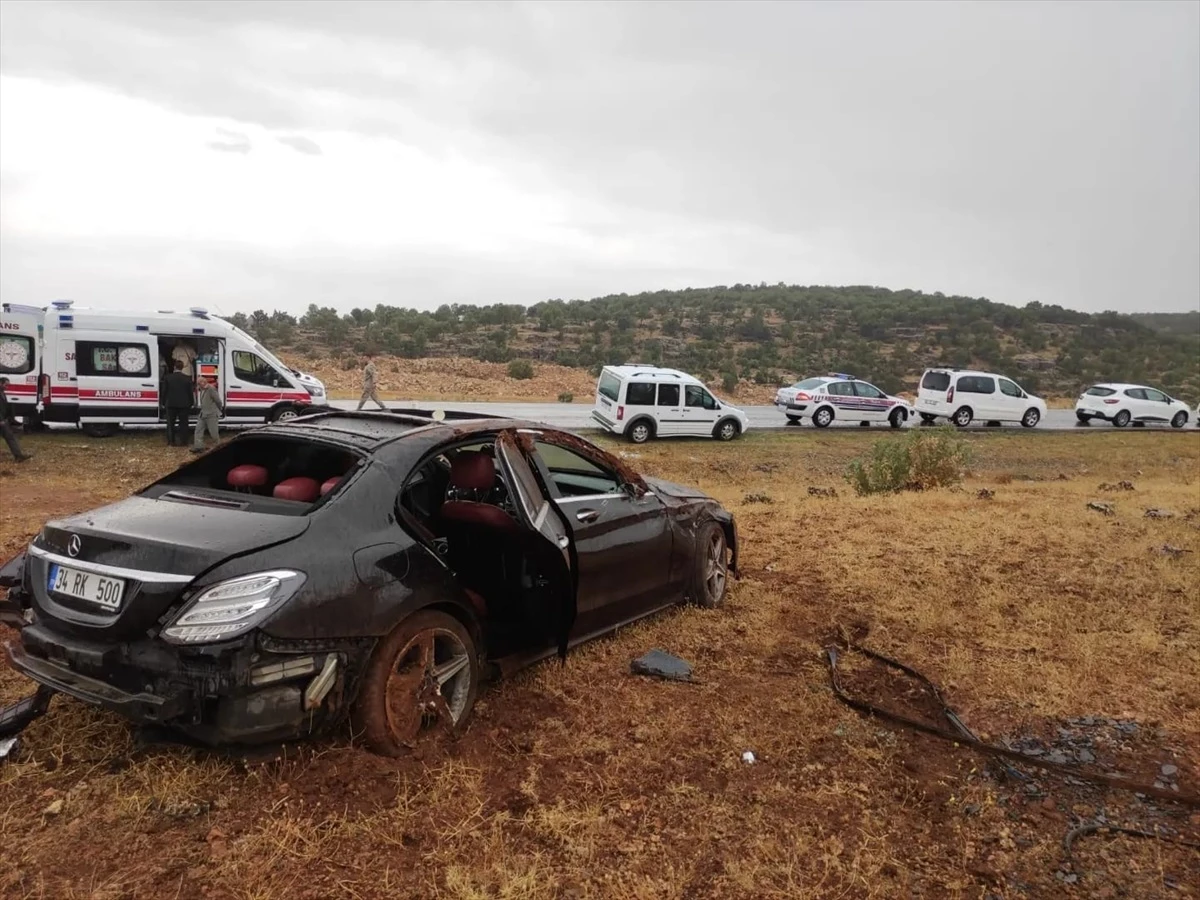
[1103,398,1119,404]
[39,374,51,403]
[617,405,625,420]
[946,386,955,403]
[796,392,811,402]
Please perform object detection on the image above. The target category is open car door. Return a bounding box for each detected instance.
[495,431,577,659]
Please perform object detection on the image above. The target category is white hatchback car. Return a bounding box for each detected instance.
[774,373,913,428]
[1074,383,1191,428]
[591,364,750,443]
[915,367,1046,428]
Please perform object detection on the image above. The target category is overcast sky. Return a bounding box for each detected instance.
[1,0,1197,317]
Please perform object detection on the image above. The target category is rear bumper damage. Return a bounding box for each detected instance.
[3,621,373,746]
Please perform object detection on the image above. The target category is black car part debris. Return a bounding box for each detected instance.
[0,684,55,739]
[824,640,1200,809]
[1063,821,1200,861]
[630,649,696,683]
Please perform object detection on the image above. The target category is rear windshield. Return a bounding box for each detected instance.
[142,436,361,515]
[921,371,951,391]
[1085,386,1116,397]
[598,371,621,402]
[792,377,827,390]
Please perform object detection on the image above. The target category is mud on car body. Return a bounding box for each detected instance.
[0,410,738,754]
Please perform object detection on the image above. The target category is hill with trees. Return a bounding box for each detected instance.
[228,284,1200,402]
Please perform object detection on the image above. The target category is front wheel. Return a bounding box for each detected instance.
[80,423,120,438]
[1113,410,1131,428]
[270,405,299,424]
[1021,408,1041,428]
[353,610,480,757]
[888,408,906,429]
[690,522,729,609]
[714,419,740,442]
[951,407,973,428]
[1171,412,1188,429]
[812,406,834,428]
[919,413,937,424]
[785,415,801,426]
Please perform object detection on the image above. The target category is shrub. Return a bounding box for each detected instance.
[507,359,535,380]
[341,357,359,371]
[845,426,972,496]
[557,391,574,403]
[721,371,738,393]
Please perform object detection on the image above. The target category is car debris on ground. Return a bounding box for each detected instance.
[1144,508,1176,519]
[1087,501,1116,516]
[630,649,695,683]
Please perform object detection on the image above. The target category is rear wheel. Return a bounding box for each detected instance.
[888,408,906,429]
[785,415,801,425]
[919,413,937,425]
[1075,413,1090,425]
[1171,411,1187,429]
[1021,408,1040,428]
[627,419,654,444]
[812,406,834,428]
[1113,410,1131,428]
[80,423,120,438]
[690,522,729,609]
[951,407,973,428]
[353,610,480,757]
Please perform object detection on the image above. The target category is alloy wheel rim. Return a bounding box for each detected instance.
[384,627,471,744]
[705,531,727,600]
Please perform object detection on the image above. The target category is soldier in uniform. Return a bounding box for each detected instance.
[357,354,386,410]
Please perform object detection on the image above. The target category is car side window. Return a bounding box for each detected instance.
[852,381,884,398]
[233,350,284,387]
[685,385,718,409]
[958,376,995,394]
[1124,388,1146,400]
[534,441,622,496]
[657,384,680,406]
[1143,389,1167,402]
[625,382,656,405]
[827,382,852,397]
[998,378,1023,398]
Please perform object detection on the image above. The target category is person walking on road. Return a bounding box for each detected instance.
[191,375,224,453]
[357,354,386,410]
[0,377,32,462]
[163,359,194,446]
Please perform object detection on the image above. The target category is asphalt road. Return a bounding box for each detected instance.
[328,400,1197,433]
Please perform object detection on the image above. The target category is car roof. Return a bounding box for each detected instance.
[1087,382,1151,390]
[603,365,701,383]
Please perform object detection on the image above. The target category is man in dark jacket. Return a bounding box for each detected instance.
[163,359,194,446]
[0,377,31,462]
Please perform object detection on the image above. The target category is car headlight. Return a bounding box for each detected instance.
[304,384,325,398]
[161,570,306,644]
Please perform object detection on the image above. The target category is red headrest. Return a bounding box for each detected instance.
[228,464,269,488]
[450,451,495,491]
[273,476,321,503]
[320,476,341,496]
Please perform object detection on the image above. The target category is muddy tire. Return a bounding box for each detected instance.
[812,406,834,428]
[951,407,973,428]
[352,610,480,757]
[689,522,730,609]
[1113,410,1131,428]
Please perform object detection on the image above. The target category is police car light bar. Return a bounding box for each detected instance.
[829,372,855,380]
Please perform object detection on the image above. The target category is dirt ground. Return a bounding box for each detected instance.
[1,428,1198,900]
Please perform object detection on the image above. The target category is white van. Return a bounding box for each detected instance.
[915,367,1046,428]
[32,301,328,436]
[591,364,750,443]
[0,302,44,424]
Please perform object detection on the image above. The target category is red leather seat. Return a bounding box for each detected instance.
[273,476,321,503]
[228,464,269,490]
[319,476,341,496]
[440,452,519,532]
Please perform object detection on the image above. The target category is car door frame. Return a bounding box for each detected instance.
[1139,388,1171,423]
[73,335,160,425]
[655,382,683,437]
[996,376,1027,420]
[850,379,891,422]
[513,427,678,633]
[1121,388,1148,422]
[681,383,721,436]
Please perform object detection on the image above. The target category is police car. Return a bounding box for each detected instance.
[774,373,912,428]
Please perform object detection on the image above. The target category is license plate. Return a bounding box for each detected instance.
[923,399,937,406]
[47,563,125,611]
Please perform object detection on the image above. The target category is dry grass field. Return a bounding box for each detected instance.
[1,427,1198,900]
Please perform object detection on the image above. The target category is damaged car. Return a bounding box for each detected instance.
[0,410,738,755]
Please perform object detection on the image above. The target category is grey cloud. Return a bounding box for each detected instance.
[277,135,322,156]
[1,0,1197,313]
[208,127,251,153]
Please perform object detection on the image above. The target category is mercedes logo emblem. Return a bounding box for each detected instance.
[67,535,81,558]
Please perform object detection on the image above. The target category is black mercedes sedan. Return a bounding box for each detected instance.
[0,410,738,755]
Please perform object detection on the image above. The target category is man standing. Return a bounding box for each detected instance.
[0,377,31,462]
[357,353,386,410]
[172,339,196,378]
[191,375,223,453]
[163,359,194,446]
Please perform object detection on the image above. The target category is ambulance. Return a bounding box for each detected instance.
[0,302,43,424]
[1,301,328,436]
